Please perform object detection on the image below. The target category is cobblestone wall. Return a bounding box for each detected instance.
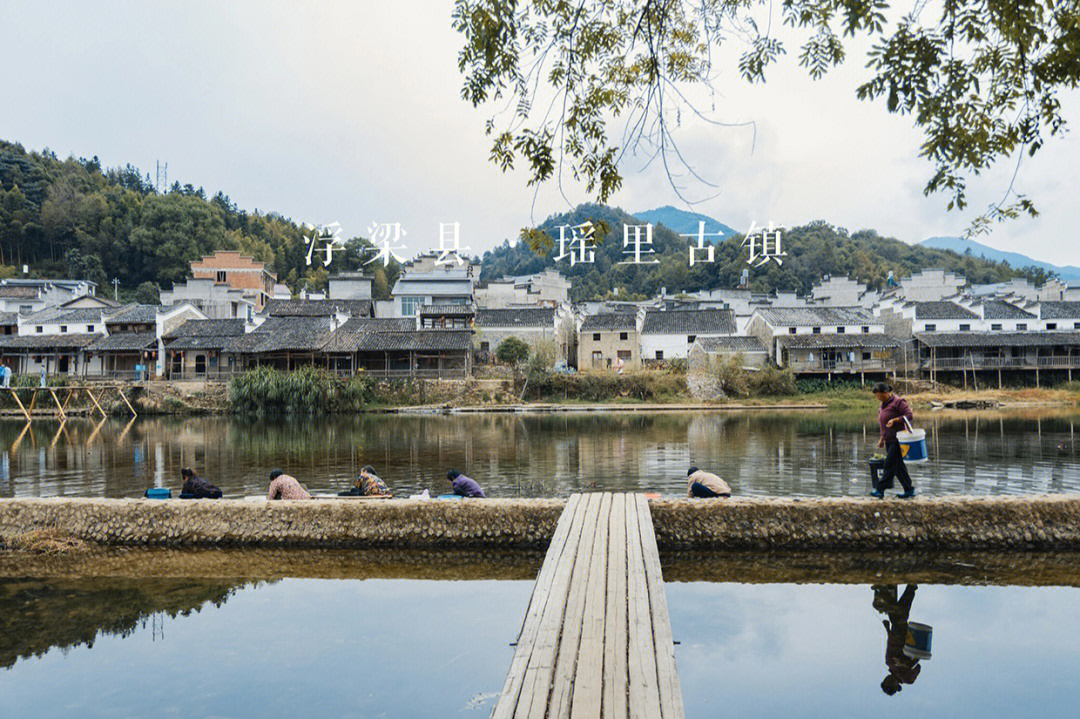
[2,495,1079,550]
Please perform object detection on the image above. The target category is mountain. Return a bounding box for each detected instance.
[920,236,1080,282]
[479,205,1044,301]
[0,139,401,298]
[632,205,739,239]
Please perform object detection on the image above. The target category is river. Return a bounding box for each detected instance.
[2,408,1079,498]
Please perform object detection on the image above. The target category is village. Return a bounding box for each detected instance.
[0,247,1078,390]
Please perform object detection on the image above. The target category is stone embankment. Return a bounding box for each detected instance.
[2,495,1079,551]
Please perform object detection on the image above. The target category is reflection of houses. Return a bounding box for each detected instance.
[474,308,559,360]
[915,331,1080,386]
[577,313,639,370]
[322,318,472,377]
[688,336,768,370]
[640,309,735,362]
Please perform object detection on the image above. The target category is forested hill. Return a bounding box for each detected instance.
[479,204,1052,302]
[0,140,400,298]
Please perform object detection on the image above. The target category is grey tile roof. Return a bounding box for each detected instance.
[227,317,334,353]
[915,331,1080,348]
[694,336,767,353]
[87,332,158,351]
[777,333,900,349]
[1041,302,1080,320]
[981,300,1035,320]
[0,286,39,298]
[0,334,98,350]
[349,330,473,352]
[0,312,18,325]
[24,308,105,324]
[166,319,246,338]
[106,304,162,324]
[754,306,876,326]
[263,299,372,317]
[912,302,979,320]
[391,277,473,296]
[581,313,637,331]
[420,303,475,315]
[475,308,556,328]
[641,309,735,335]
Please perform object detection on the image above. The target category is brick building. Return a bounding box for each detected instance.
[189,251,277,310]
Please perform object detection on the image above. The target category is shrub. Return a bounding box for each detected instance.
[229,366,375,416]
[496,336,530,365]
[715,355,750,397]
[748,365,798,396]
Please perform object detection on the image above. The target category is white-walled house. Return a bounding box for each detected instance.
[474,307,563,360]
[639,309,736,361]
[747,306,897,375]
[1037,302,1080,331]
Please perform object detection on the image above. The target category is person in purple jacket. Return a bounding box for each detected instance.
[447,469,486,498]
[871,382,915,499]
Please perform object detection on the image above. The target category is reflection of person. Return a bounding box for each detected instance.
[180,467,222,499]
[266,469,311,500]
[341,465,391,497]
[447,469,486,498]
[873,584,921,695]
[871,382,915,499]
[686,466,731,498]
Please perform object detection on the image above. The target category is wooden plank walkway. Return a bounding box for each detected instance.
[492,493,683,719]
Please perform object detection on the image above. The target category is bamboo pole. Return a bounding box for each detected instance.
[8,389,31,421]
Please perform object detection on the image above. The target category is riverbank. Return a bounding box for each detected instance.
[4,495,1080,551]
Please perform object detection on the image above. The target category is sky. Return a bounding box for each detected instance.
[2,1,1078,266]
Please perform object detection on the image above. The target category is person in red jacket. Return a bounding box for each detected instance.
[871,382,915,498]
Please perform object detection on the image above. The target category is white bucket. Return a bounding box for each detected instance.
[896,419,928,463]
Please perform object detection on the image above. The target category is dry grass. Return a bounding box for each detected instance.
[2,528,90,555]
[906,386,1080,407]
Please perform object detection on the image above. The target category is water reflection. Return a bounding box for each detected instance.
[3,409,1080,498]
[872,584,926,695]
[666,580,1080,718]
[0,575,532,719]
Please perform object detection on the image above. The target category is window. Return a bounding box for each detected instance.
[400,297,421,316]
[991,323,1002,331]
[687,335,696,344]
[812,327,821,334]
[1047,323,1057,330]
[861,326,870,334]
[1016,323,1028,331]
[592,332,601,341]
[480,341,489,352]
[19,304,32,314]
[1074,322,1080,330]
[617,350,631,360]
[35,326,43,333]
[836,326,845,334]
[619,332,628,341]
[959,323,971,331]
[924,324,936,332]
[87,325,95,332]
[216,271,227,282]
[655,351,664,360]
[592,351,602,366]
[788,327,797,335]
[59,325,67,333]
[862,352,871,361]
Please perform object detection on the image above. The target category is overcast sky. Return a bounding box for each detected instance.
[2,1,1077,266]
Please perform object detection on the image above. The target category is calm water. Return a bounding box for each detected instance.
[3,573,1078,718]
[2,410,1080,498]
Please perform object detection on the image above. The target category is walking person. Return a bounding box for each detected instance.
[871,382,915,498]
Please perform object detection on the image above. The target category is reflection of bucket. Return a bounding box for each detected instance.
[904,622,933,659]
[897,428,928,463]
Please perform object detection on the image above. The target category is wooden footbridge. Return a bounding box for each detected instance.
[2,384,137,421]
[492,493,683,719]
